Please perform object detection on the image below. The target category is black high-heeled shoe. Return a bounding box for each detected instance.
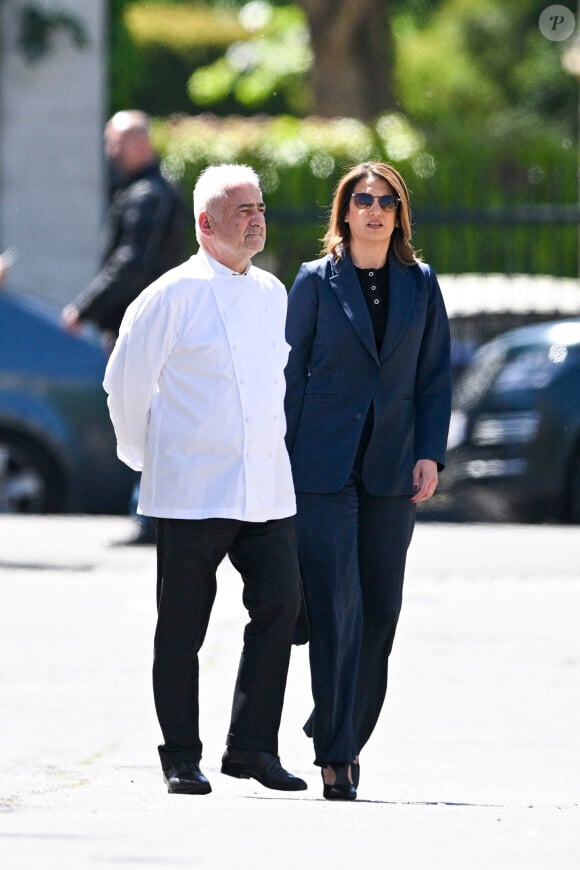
[351,760,360,789]
[322,765,357,801]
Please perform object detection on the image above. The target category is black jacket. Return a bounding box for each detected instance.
[74,161,188,335]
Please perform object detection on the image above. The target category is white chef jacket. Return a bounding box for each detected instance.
[102,248,296,522]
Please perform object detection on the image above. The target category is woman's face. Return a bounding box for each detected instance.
[346,175,398,251]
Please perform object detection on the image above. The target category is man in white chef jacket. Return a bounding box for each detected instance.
[103,164,307,796]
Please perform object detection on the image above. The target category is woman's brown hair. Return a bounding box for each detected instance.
[321,161,418,266]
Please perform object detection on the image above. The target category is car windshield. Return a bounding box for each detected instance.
[453,341,507,409]
[493,345,569,393]
[454,337,575,409]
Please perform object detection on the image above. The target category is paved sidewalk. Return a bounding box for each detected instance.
[0,516,578,869]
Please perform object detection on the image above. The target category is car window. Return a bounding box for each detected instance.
[454,339,575,409]
[494,344,570,393]
[453,341,507,409]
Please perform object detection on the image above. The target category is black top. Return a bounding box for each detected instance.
[352,261,390,465]
[354,262,389,352]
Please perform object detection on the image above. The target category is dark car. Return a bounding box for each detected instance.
[0,290,133,513]
[443,318,580,523]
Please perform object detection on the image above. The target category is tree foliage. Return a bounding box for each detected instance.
[187,2,313,114]
[112,0,577,143]
[394,0,577,144]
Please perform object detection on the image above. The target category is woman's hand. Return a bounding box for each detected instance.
[411,459,438,503]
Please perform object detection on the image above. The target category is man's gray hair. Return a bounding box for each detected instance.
[193,164,261,242]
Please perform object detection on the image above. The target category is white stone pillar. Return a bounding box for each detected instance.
[0,0,106,307]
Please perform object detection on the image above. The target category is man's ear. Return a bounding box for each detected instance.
[198,211,213,237]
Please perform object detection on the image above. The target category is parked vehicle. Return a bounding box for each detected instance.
[0,290,133,513]
[443,318,580,523]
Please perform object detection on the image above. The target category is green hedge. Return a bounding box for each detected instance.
[153,113,578,285]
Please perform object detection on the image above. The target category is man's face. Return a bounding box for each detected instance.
[200,182,266,272]
[104,123,138,175]
[104,124,125,168]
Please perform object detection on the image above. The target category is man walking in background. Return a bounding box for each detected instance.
[61,110,187,342]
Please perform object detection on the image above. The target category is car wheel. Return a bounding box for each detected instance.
[566,450,580,525]
[0,432,65,513]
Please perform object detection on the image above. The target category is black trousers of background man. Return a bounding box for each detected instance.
[153,516,301,771]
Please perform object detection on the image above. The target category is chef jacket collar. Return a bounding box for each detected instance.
[202,249,250,277]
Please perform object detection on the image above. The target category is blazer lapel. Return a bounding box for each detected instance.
[379,256,417,363]
[330,255,379,363]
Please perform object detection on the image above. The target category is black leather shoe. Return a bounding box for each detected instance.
[322,765,357,801]
[163,761,212,795]
[221,748,307,791]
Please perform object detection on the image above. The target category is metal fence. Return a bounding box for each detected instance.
[412,203,579,278]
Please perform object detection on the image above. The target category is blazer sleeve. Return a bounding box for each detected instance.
[284,263,319,452]
[414,265,452,468]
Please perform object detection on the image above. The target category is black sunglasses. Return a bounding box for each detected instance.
[351,192,400,212]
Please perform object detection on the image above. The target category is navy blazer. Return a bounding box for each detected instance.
[284,251,452,495]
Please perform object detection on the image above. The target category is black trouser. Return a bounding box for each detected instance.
[296,478,416,767]
[153,516,301,771]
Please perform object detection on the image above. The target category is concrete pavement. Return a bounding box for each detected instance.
[0,516,578,869]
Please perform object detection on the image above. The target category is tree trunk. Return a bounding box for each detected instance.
[298,0,394,120]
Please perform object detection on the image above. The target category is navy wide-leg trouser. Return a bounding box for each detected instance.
[296,477,415,767]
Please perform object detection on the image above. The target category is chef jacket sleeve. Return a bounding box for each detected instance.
[103,285,179,470]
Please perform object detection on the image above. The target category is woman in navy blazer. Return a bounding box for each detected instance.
[285,162,451,800]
